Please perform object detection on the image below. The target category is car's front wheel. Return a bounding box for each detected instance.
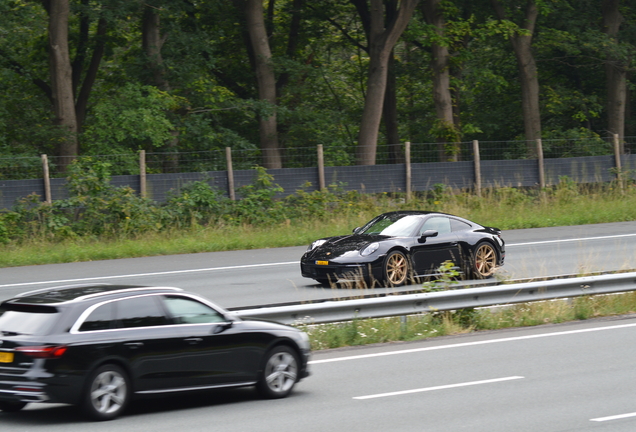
[83,364,130,421]
[256,346,299,399]
[472,242,497,279]
[0,401,27,412]
[383,250,410,286]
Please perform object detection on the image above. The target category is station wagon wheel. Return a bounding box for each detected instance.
[83,364,130,421]
[472,242,497,279]
[0,401,27,412]
[257,346,299,399]
[383,250,410,286]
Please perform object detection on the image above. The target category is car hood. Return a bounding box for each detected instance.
[308,234,391,259]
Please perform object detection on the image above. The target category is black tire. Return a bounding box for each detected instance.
[256,346,299,399]
[82,364,130,421]
[471,242,497,279]
[382,250,410,286]
[315,278,330,286]
[0,401,27,412]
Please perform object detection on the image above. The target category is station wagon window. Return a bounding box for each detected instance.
[0,304,59,336]
[116,296,168,328]
[79,302,115,331]
[162,296,226,324]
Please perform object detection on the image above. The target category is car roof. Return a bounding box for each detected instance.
[6,284,183,306]
[378,210,452,218]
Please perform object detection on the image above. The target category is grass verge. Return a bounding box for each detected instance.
[2,181,636,268]
[299,292,636,350]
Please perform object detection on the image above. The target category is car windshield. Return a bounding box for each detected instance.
[0,304,60,336]
[359,214,421,237]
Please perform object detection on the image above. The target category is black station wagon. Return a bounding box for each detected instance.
[0,284,310,420]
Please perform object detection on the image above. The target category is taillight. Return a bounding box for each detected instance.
[16,346,67,359]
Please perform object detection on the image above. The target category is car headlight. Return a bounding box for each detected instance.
[360,242,379,257]
[308,239,327,251]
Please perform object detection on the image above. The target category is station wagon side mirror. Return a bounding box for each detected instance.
[212,320,234,334]
[353,227,362,234]
[418,229,439,243]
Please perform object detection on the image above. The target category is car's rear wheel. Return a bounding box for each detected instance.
[83,364,130,421]
[0,401,27,412]
[256,346,299,399]
[472,242,497,279]
[383,250,410,286]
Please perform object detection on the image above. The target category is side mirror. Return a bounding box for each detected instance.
[353,227,362,234]
[212,321,234,334]
[418,229,438,243]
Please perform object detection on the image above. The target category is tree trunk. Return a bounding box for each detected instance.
[602,0,626,153]
[142,5,180,172]
[75,17,107,131]
[46,0,78,170]
[244,0,282,169]
[492,0,541,157]
[142,6,170,92]
[354,0,420,166]
[383,52,403,164]
[422,0,459,162]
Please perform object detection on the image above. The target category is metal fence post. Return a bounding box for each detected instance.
[226,147,236,201]
[41,154,51,204]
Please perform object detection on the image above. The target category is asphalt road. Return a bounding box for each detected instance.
[3,315,636,431]
[1,221,636,308]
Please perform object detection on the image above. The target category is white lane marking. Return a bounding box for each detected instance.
[591,412,636,422]
[353,376,524,400]
[1,232,635,289]
[310,322,636,364]
[0,261,299,288]
[507,233,636,247]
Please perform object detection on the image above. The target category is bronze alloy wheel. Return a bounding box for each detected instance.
[384,251,409,286]
[473,242,497,278]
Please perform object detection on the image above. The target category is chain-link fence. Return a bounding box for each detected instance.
[1,137,633,209]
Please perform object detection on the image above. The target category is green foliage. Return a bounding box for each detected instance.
[81,84,181,154]
[421,260,460,292]
[163,179,229,227]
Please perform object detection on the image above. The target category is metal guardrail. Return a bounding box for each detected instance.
[233,272,636,325]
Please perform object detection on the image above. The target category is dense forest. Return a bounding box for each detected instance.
[1,0,635,172]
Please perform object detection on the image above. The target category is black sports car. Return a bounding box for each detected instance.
[301,211,505,286]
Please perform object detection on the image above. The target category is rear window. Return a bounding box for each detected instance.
[0,304,60,336]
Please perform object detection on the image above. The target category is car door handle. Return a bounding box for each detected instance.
[185,337,203,344]
[124,342,144,348]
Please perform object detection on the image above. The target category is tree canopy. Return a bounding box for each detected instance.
[1,0,635,169]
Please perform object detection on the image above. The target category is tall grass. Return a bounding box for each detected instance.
[301,292,636,350]
[2,179,636,268]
